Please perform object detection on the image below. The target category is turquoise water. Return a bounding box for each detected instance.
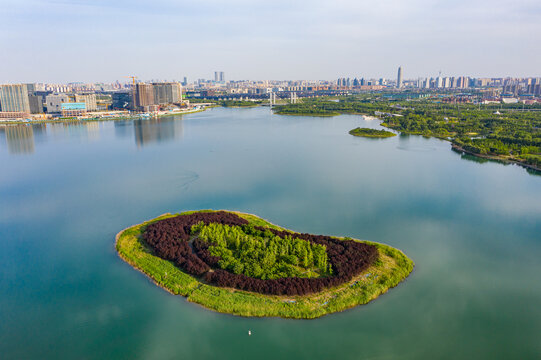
[1,107,540,359]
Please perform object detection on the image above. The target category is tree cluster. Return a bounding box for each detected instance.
[349,127,396,138]
[191,222,329,279]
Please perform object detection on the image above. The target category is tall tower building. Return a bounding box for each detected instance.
[458,76,469,89]
[444,77,451,88]
[397,67,403,89]
[219,71,224,82]
[214,72,219,82]
[152,83,182,105]
[135,83,155,110]
[0,84,30,113]
[28,95,43,114]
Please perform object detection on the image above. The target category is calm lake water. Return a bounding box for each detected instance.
[1,107,540,359]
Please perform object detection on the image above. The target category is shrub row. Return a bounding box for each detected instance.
[143,211,377,296]
[143,211,249,276]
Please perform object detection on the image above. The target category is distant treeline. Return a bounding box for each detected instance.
[143,211,378,296]
[218,100,262,107]
[274,98,382,116]
[185,98,261,107]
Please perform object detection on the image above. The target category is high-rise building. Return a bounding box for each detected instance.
[527,78,539,95]
[134,83,182,111]
[397,67,403,89]
[214,72,219,82]
[135,83,155,110]
[444,77,451,88]
[153,82,182,105]
[28,95,43,114]
[182,77,188,86]
[457,76,469,88]
[219,71,224,82]
[0,84,31,113]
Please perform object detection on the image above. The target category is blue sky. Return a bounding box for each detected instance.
[1,0,539,82]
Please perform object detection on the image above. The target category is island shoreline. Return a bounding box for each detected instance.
[115,210,414,319]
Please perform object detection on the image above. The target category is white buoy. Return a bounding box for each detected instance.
[248,330,252,336]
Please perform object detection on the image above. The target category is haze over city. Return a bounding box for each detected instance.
[1,0,540,83]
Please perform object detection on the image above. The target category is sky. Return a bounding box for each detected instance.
[0,0,540,83]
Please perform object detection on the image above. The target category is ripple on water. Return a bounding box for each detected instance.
[396,145,437,152]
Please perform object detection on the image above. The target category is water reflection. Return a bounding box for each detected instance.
[113,120,134,139]
[0,117,185,154]
[6,125,35,154]
[31,124,47,141]
[133,117,183,147]
[47,122,100,142]
[1,125,40,154]
[396,132,438,152]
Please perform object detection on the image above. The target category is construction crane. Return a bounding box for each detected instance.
[124,76,138,111]
[125,76,137,86]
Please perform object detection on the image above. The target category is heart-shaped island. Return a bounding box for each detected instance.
[116,210,413,318]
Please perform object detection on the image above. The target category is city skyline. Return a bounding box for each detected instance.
[1,0,540,83]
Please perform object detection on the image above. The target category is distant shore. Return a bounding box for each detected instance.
[451,144,541,173]
[0,107,209,125]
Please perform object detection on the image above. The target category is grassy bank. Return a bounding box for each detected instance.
[116,210,414,319]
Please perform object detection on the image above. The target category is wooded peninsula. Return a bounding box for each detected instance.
[275,96,541,172]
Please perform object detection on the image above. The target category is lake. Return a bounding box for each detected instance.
[1,107,540,359]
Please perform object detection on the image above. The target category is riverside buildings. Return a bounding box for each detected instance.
[1,73,540,121]
[134,82,183,111]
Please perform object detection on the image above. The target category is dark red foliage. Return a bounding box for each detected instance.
[142,211,378,296]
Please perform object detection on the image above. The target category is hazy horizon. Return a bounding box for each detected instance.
[1,0,539,83]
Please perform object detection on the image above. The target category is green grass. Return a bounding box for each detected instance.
[116,210,414,319]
